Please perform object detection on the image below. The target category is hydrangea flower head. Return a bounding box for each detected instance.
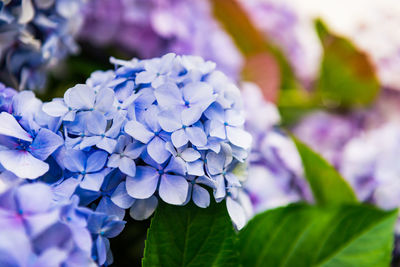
[0,0,85,90]
[242,83,312,214]
[43,53,253,229]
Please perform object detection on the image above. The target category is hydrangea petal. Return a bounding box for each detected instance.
[185,126,207,147]
[182,82,214,104]
[80,171,107,192]
[193,185,210,208]
[158,109,182,132]
[226,126,252,149]
[187,161,205,176]
[154,83,183,108]
[0,112,32,142]
[86,151,108,172]
[129,196,158,220]
[63,149,85,173]
[159,174,188,205]
[97,138,117,154]
[181,148,201,162]
[135,71,157,85]
[126,166,159,199]
[42,100,68,117]
[96,198,125,221]
[30,128,63,161]
[209,120,226,140]
[111,182,135,209]
[17,183,53,213]
[64,84,95,110]
[124,121,154,143]
[119,156,136,177]
[95,88,115,113]
[181,106,204,126]
[147,137,170,164]
[206,152,225,175]
[171,128,188,147]
[0,150,48,179]
[226,196,246,230]
[26,210,60,238]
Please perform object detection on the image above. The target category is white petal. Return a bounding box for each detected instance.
[0,112,32,141]
[0,150,48,179]
[226,126,252,149]
[226,197,247,230]
[129,196,158,220]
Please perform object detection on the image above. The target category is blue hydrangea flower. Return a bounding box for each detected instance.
[126,154,188,205]
[0,182,95,266]
[42,53,253,229]
[0,111,63,179]
[63,149,111,192]
[87,211,126,266]
[0,0,85,90]
[107,136,144,177]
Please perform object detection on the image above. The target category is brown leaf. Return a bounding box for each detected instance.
[242,52,280,102]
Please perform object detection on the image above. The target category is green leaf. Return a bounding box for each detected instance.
[278,87,317,126]
[142,201,238,267]
[293,137,357,205]
[239,204,397,267]
[315,20,380,108]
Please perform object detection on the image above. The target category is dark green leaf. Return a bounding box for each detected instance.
[293,137,357,205]
[142,201,238,267]
[315,20,380,108]
[239,204,397,267]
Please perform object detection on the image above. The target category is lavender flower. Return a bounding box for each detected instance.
[293,111,363,167]
[340,123,400,210]
[0,0,85,90]
[80,0,243,79]
[242,82,312,214]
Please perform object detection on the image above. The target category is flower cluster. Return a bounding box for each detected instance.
[0,83,125,266]
[0,0,85,90]
[0,182,96,266]
[242,83,311,214]
[80,0,243,79]
[42,53,252,229]
[0,53,254,264]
